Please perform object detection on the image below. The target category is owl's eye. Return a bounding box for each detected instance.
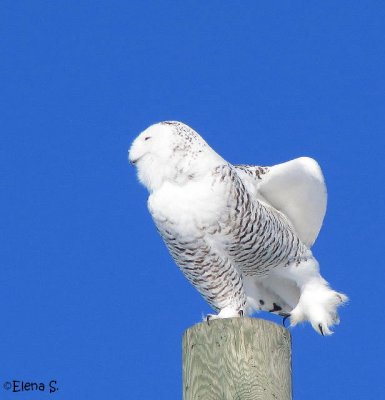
[144,136,151,141]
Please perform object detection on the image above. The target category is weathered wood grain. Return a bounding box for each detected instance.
[182,318,291,400]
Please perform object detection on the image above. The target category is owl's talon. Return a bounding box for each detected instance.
[206,314,214,325]
[282,314,290,327]
[238,310,244,317]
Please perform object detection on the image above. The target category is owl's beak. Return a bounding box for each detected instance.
[128,142,145,166]
[128,148,138,165]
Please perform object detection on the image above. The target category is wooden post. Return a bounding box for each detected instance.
[182,318,291,400]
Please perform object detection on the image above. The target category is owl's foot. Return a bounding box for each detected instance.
[205,307,244,324]
[290,284,348,336]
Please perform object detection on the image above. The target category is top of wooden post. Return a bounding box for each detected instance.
[182,318,291,400]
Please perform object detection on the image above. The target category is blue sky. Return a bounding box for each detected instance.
[1,1,384,399]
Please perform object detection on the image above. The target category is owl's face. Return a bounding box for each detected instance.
[129,121,224,192]
[129,122,175,168]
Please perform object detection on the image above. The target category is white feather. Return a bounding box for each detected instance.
[237,157,327,247]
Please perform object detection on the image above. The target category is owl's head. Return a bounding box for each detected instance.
[128,121,224,192]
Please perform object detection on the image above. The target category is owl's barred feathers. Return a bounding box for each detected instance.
[129,121,347,335]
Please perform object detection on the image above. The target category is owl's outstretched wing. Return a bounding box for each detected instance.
[235,157,327,247]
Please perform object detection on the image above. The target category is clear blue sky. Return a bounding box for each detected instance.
[1,1,384,399]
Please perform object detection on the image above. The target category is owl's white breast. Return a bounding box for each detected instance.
[148,174,227,235]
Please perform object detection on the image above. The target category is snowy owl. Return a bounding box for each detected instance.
[128,121,347,335]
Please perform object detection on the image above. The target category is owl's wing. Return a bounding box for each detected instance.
[150,215,247,315]
[235,157,327,247]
